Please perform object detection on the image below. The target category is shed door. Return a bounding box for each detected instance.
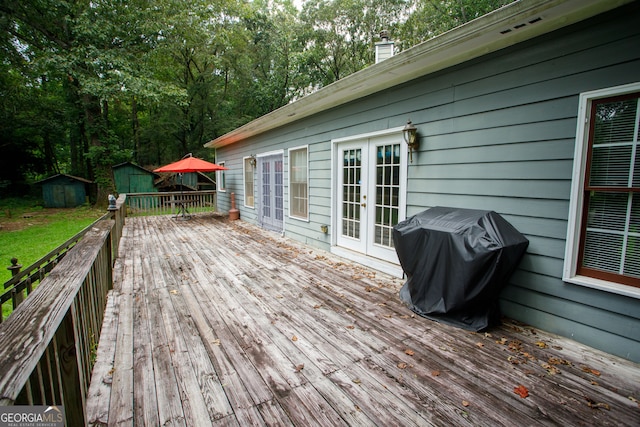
[336,134,406,263]
[258,153,284,233]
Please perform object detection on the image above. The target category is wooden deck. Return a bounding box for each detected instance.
[86,214,640,426]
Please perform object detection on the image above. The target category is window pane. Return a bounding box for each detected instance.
[587,192,628,231]
[290,147,308,219]
[589,146,633,187]
[593,99,637,145]
[244,158,254,207]
[590,98,639,188]
[582,230,624,274]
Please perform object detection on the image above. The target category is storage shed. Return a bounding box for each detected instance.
[112,162,158,194]
[38,174,93,208]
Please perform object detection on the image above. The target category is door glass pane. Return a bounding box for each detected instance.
[342,148,361,239]
[275,159,284,220]
[374,143,401,248]
[262,161,271,217]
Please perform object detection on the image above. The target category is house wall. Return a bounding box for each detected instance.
[214,3,640,362]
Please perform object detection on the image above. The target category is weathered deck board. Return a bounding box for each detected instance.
[87,214,640,426]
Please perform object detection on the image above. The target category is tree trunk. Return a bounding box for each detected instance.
[132,96,140,163]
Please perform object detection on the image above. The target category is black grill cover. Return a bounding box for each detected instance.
[393,207,529,331]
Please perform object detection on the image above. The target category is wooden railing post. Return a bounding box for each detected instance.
[6,258,23,306]
[6,257,22,280]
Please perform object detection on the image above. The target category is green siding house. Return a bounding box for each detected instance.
[38,174,93,208]
[112,162,158,194]
[206,0,640,362]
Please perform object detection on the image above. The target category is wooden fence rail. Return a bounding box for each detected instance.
[0,194,127,425]
[125,190,217,217]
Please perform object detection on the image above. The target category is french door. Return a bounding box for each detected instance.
[258,153,284,232]
[336,133,406,263]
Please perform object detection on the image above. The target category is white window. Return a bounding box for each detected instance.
[289,146,309,220]
[564,82,640,297]
[217,161,226,192]
[244,157,255,208]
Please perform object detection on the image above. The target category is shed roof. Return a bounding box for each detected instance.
[36,173,94,185]
[112,162,157,175]
[205,0,632,149]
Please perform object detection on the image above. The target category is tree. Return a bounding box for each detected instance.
[398,0,517,50]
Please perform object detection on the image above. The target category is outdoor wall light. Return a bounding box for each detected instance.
[320,224,328,234]
[249,155,257,167]
[403,120,418,163]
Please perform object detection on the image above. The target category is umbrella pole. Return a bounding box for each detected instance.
[180,173,189,219]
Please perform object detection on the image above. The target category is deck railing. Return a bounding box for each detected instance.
[125,190,217,217]
[0,194,127,426]
[1,213,111,323]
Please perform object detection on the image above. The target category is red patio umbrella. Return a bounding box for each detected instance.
[154,154,228,219]
[154,153,228,173]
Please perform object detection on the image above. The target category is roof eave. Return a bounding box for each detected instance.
[205,0,632,149]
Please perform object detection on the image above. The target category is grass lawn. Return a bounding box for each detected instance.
[0,197,104,285]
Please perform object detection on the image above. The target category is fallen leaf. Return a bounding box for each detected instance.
[346,325,355,330]
[581,366,601,376]
[548,357,571,366]
[169,290,178,295]
[211,339,221,346]
[431,370,440,377]
[291,335,298,342]
[585,396,610,410]
[476,342,484,348]
[541,363,561,375]
[294,364,304,372]
[313,304,322,309]
[397,362,407,369]
[507,356,521,365]
[352,378,362,384]
[535,341,548,348]
[405,349,415,356]
[462,400,470,407]
[514,385,529,398]
[496,337,509,345]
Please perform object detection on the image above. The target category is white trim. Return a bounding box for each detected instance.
[256,149,285,159]
[288,145,310,222]
[563,82,640,299]
[330,246,404,278]
[330,127,409,274]
[217,161,226,192]
[332,126,405,144]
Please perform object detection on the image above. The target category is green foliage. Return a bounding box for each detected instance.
[0,0,515,193]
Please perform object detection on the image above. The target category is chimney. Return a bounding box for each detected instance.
[375,30,394,63]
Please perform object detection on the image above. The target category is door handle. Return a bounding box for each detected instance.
[361,203,366,207]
